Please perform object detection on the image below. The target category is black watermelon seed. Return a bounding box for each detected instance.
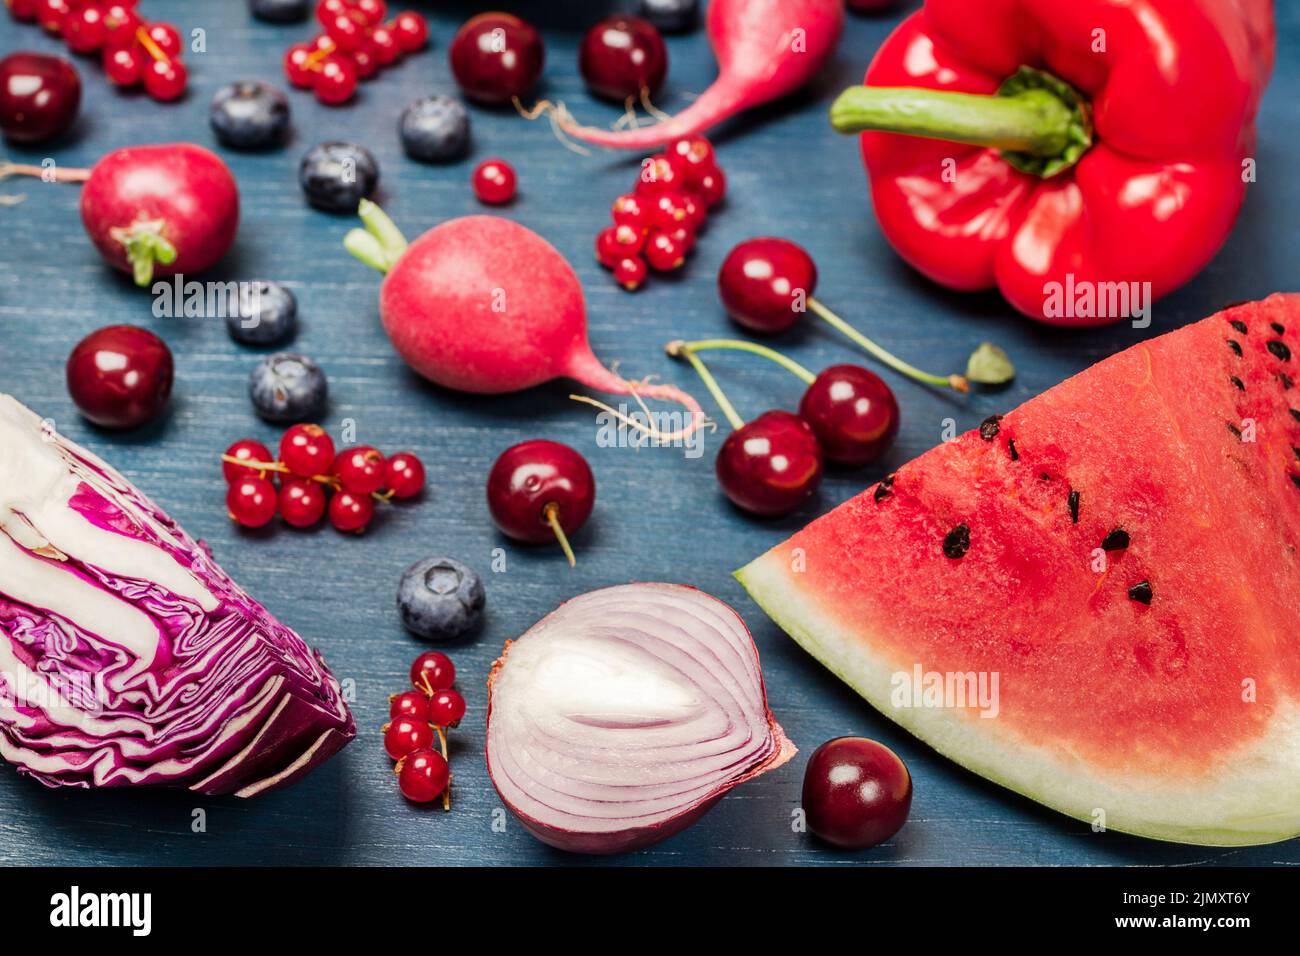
[1291,409,1300,423]
[1227,339,1242,356]
[942,524,971,559]
[1231,376,1245,391]
[1128,580,1153,605]
[1227,422,1243,438]
[1068,490,1080,524]
[1273,322,1286,334]
[1101,527,1130,551]
[979,415,1002,441]
[1039,472,1051,481]
[873,473,895,503]
[1293,447,1300,460]
[1230,319,1248,334]
[1281,372,1295,390]
[1008,439,1019,461]
[1291,474,1300,491]
[1268,340,1292,361]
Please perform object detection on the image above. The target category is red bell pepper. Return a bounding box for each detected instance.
[830,0,1275,325]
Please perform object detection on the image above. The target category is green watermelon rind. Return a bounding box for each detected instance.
[736,554,1300,848]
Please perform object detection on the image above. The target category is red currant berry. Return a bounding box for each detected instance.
[614,255,648,291]
[610,193,648,231]
[354,0,387,26]
[283,43,314,88]
[396,747,449,803]
[669,136,716,184]
[662,222,696,254]
[718,237,817,334]
[486,440,595,545]
[323,12,364,52]
[427,688,466,728]
[691,165,726,207]
[410,651,455,693]
[392,11,429,51]
[35,0,71,35]
[328,489,375,533]
[636,152,688,197]
[312,54,357,105]
[472,159,516,205]
[383,715,433,760]
[448,11,544,105]
[102,44,143,86]
[384,452,425,499]
[579,15,667,101]
[332,445,386,494]
[351,44,378,80]
[145,22,182,58]
[101,3,141,48]
[8,0,39,22]
[278,478,327,528]
[643,229,686,271]
[680,192,706,230]
[227,477,279,528]
[222,438,273,483]
[368,25,400,65]
[716,410,823,516]
[142,57,187,102]
[280,423,335,478]
[646,190,691,230]
[798,365,899,467]
[595,224,642,266]
[316,0,349,26]
[62,4,108,53]
[390,690,429,722]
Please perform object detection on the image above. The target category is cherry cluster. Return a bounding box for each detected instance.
[283,1,428,105]
[221,424,425,533]
[385,652,466,806]
[7,0,188,101]
[594,135,726,291]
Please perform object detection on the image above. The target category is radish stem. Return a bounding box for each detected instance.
[677,338,816,385]
[807,298,969,392]
[345,199,409,273]
[667,341,745,431]
[543,502,577,568]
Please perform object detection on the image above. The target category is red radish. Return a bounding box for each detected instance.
[345,201,703,439]
[1,143,238,286]
[556,0,843,150]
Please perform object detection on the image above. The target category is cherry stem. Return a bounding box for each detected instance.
[543,502,577,567]
[674,338,816,385]
[806,298,969,393]
[433,725,451,812]
[0,161,91,183]
[667,341,745,431]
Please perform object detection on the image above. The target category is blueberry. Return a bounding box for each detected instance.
[299,142,379,213]
[226,280,297,346]
[249,352,327,422]
[398,557,486,642]
[249,0,309,23]
[210,81,290,150]
[399,96,471,164]
[639,0,698,33]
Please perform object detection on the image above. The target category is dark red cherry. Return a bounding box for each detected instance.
[799,365,899,467]
[802,737,912,849]
[715,410,822,516]
[718,237,817,334]
[0,52,81,144]
[66,325,174,428]
[487,440,595,544]
[579,15,667,102]
[448,12,545,106]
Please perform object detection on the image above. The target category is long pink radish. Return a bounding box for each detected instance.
[558,0,844,150]
[345,201,703,440]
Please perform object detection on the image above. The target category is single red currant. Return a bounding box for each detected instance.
[35,0,71,35]
[646,190,691,230]
[332,445,386,494]
[610,193,649,231]
[392,11,429,51]
[427,689,466,728]
[323,12,364,53]
[145,22,183,58]
[396,747,449,803]
[283,43,314,88]
[142,58,187,102]
[222,438,273,483]
[614,255,648,291]
[101,3,141,48]
[227,477,279,528]
[390,690,429,722]
[384,452,426,499]
[280,423,336,478]
[368,25,400,65]
[472,159,516,205]
[62,4,108,53]
[383,715,433,760]
[691,165,726,207]
[102,44,144,86]
[278,479,327,528]
[643,229,686,271]
[354,0,387,26]
[668,136,716,184]
[351,45,378,80]
[312,54,357,105]
[328,489,375,533]
[410,651,455,693]
[636,152,688,197]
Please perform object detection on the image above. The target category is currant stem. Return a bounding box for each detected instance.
[667,342,746,431]
[543,502,577,567]
[433,725,451,812]
[677,338,816,385]
[806,298,969,393]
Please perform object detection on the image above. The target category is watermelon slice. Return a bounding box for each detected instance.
[738,294,1300,846]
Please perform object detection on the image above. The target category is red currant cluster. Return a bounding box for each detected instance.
[7,0,187,101]
[384,652,466,806]
[221,424,426,533]
[594,135,726,291]
[283,1,428,106]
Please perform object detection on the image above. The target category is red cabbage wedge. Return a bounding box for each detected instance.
[0,395,354,795]
[486,583,794,854]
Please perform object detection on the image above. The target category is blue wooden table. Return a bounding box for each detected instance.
[1,1,1297,867]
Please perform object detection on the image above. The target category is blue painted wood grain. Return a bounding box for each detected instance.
[1,1,1298,866]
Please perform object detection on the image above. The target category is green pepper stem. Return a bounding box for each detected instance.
[806,299,968,392]
[676,338,816,385]
[667,342,745,431]
[345,199,409,273]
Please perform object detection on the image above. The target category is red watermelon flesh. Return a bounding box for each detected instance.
[737,294,1300,846]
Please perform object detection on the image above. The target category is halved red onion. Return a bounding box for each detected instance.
[486,582,794,854]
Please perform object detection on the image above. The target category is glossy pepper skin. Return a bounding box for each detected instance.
[834,0,1274,325]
